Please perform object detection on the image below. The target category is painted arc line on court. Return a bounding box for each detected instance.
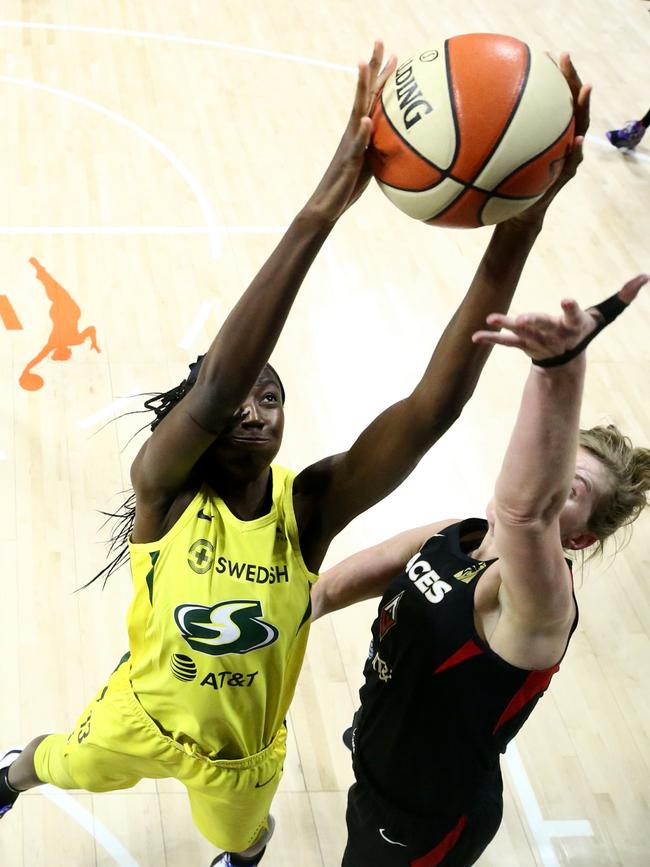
[0,21,356,73]
[0,76,221,260]
[505,742,593,867]
[179,301,215,349]
[0,226,287,235]
[79,392,144,429]
[0,23,641,165]
[0,26,637,169]
[40,785,142,867]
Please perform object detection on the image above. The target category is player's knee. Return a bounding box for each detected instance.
[68,750,137,793]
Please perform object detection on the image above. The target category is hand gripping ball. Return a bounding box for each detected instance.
[369,34,575,228]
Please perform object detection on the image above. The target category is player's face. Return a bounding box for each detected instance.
[558,448,612,545]
[211,372,285,469]
[484,448,611,550]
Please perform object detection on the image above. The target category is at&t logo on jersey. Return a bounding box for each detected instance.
[169,652,260,690]
[372,651,393,682]
[170,653,198,681]
[405,551,452,604]
[174,599,279,656]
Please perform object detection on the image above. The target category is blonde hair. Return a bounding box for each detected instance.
[579,424,650,556]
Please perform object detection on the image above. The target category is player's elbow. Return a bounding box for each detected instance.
[494,496,563,534]
[310,581,330,622]
[408,392,465,451]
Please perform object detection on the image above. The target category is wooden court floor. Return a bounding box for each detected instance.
[0,1,648,865]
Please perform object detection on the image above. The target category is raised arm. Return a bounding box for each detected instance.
[131,44,396,512]
[473,274,647,626]
[311,520,453,620]
[295,56,591,566]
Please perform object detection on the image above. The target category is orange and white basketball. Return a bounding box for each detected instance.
[369,34,575,228]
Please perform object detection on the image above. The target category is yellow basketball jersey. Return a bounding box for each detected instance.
[126,465,317,759]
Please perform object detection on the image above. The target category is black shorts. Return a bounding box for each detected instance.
[341,777,503,867]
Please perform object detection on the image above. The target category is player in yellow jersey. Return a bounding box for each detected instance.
[0,43,589,867]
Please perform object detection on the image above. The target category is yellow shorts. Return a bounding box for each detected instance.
[33,662,285,852]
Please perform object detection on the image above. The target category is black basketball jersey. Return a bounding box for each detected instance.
[353,518,578,819]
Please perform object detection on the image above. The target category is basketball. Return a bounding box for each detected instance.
[369,34,576,228]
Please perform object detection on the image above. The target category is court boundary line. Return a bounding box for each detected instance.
[506,742,593,867]
[0,226,286,235]
[1,21,645,165]
[586,132,650,163]
[0,75,222,258]
[40,785,142,867]
[0,21,356,73]
[179,301,214,349]
[78,390,143,429]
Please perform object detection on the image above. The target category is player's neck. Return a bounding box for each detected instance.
[214,467,273,521]
[470,527,497,562]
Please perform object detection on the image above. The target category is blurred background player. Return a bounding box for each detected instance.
[606,108,649,150]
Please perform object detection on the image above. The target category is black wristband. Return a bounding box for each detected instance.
[532,293,629,368]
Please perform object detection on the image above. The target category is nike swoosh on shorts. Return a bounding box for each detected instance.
[255,771,277,788]
[379,828,407,847]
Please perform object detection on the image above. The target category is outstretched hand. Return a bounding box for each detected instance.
[504,53,591,230]
[472,274,648,362]
[306,41,397,223]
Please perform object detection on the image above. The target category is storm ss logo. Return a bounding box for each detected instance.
[174,600,279,656]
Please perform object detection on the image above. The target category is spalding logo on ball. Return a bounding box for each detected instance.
[369,33,575,228]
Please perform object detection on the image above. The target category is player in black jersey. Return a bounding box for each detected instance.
[313,282,650,865]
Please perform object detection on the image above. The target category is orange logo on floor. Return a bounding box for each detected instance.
[0,295,23,330]
[19,258,101,391]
